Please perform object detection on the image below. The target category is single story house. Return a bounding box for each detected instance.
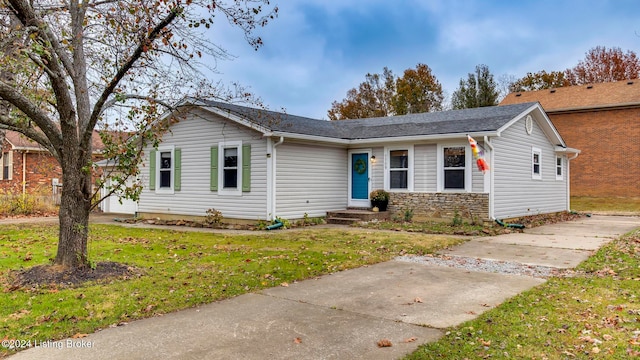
[137,99,579,222]
[500,80,640,198]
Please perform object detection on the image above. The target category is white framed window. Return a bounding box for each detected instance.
[218,141,243,196]
[384,146,413,191]
[438,144,471,191]
[1,151,12,180]
[152,145,179,194]
[532,147,542,180]
[555,156,563,180]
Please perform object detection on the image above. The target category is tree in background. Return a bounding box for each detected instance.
[0,0,277,270]
[392,63,444,115]
[328,63,444,119]
[564,46,640,85]
[327,68,395,120]
[451,64,499,109]
[509,70,570,92]
[509,46,640,92]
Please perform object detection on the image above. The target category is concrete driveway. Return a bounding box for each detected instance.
[7,215,640,360]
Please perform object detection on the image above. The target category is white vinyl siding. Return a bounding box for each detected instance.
[370,147,385,190]
[275,142,347,219]
[139,108,268,219]
[414,144,436,191]
[492,114,568,219]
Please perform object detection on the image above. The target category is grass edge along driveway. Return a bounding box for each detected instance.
[405,228,640,359]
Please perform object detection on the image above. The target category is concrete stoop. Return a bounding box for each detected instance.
[326,209,391,225]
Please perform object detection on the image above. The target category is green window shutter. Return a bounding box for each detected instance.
[149,150,156,190]
[174,148,181,191]
[210,146,218,191]
[242,144,251,192]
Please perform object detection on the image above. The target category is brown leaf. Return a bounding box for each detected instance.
[403,337,417,343]
[414,297,423,303]
[72,333,88,339]
[293,337,302,344]
[280,282,289,287]
[377,339,392,347]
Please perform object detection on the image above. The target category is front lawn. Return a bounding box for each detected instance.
[406,229,640,359]
[0,224,462,357]
[571,196,640,214]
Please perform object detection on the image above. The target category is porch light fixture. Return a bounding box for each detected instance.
[370,155,376,163]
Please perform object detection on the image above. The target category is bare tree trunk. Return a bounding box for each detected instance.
[54,145,92,269]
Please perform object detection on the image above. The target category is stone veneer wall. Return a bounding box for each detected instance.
[388,192,489,221]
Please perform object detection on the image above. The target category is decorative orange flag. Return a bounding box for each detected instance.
[467,135,489,173]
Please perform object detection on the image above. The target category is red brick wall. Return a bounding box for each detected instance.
[0,148,62,195]
[549,107,640,197]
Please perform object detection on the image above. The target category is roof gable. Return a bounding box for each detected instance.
[500,79,640,111]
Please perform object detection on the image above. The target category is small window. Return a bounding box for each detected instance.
[223,147,238,189]
[2,152,10,180]
[216,141,244,196]
[151,146,179,193]
[389,150,409,189]
[159,151,172,188]
[532,147,542,179]
[556,156,563,180]
[444,146,466,189]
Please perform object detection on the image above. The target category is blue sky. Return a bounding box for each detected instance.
[207,0,640,119]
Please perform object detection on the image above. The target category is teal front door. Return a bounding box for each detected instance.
[351,153,369,205]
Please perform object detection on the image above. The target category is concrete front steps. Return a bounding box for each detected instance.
[326,208,391,225]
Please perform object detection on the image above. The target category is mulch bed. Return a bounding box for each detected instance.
[7,262,143,290]
[505,211,586,228]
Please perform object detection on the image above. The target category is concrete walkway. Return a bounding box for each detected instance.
[8,215,640,360]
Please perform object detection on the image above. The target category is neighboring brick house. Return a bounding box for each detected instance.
[500,80,640,198]
[0,130,104,196]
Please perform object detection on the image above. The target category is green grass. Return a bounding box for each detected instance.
[571,196,640,213]
[0,224,463,357]
[406,229,640,359]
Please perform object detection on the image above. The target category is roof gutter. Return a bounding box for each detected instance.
[546,101,640,114]
[266,131,499,146]
[555,146,581,159]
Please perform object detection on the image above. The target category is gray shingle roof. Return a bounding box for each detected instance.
[199,100,537,140]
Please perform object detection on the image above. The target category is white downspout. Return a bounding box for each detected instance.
[270,136,284,220]
[484,136,494,219]
[566,152,579,211]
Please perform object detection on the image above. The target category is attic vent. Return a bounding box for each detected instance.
[586,85,593,89]
[628,81,634,85]
[515,93,522,97]
[550,89,556,93]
